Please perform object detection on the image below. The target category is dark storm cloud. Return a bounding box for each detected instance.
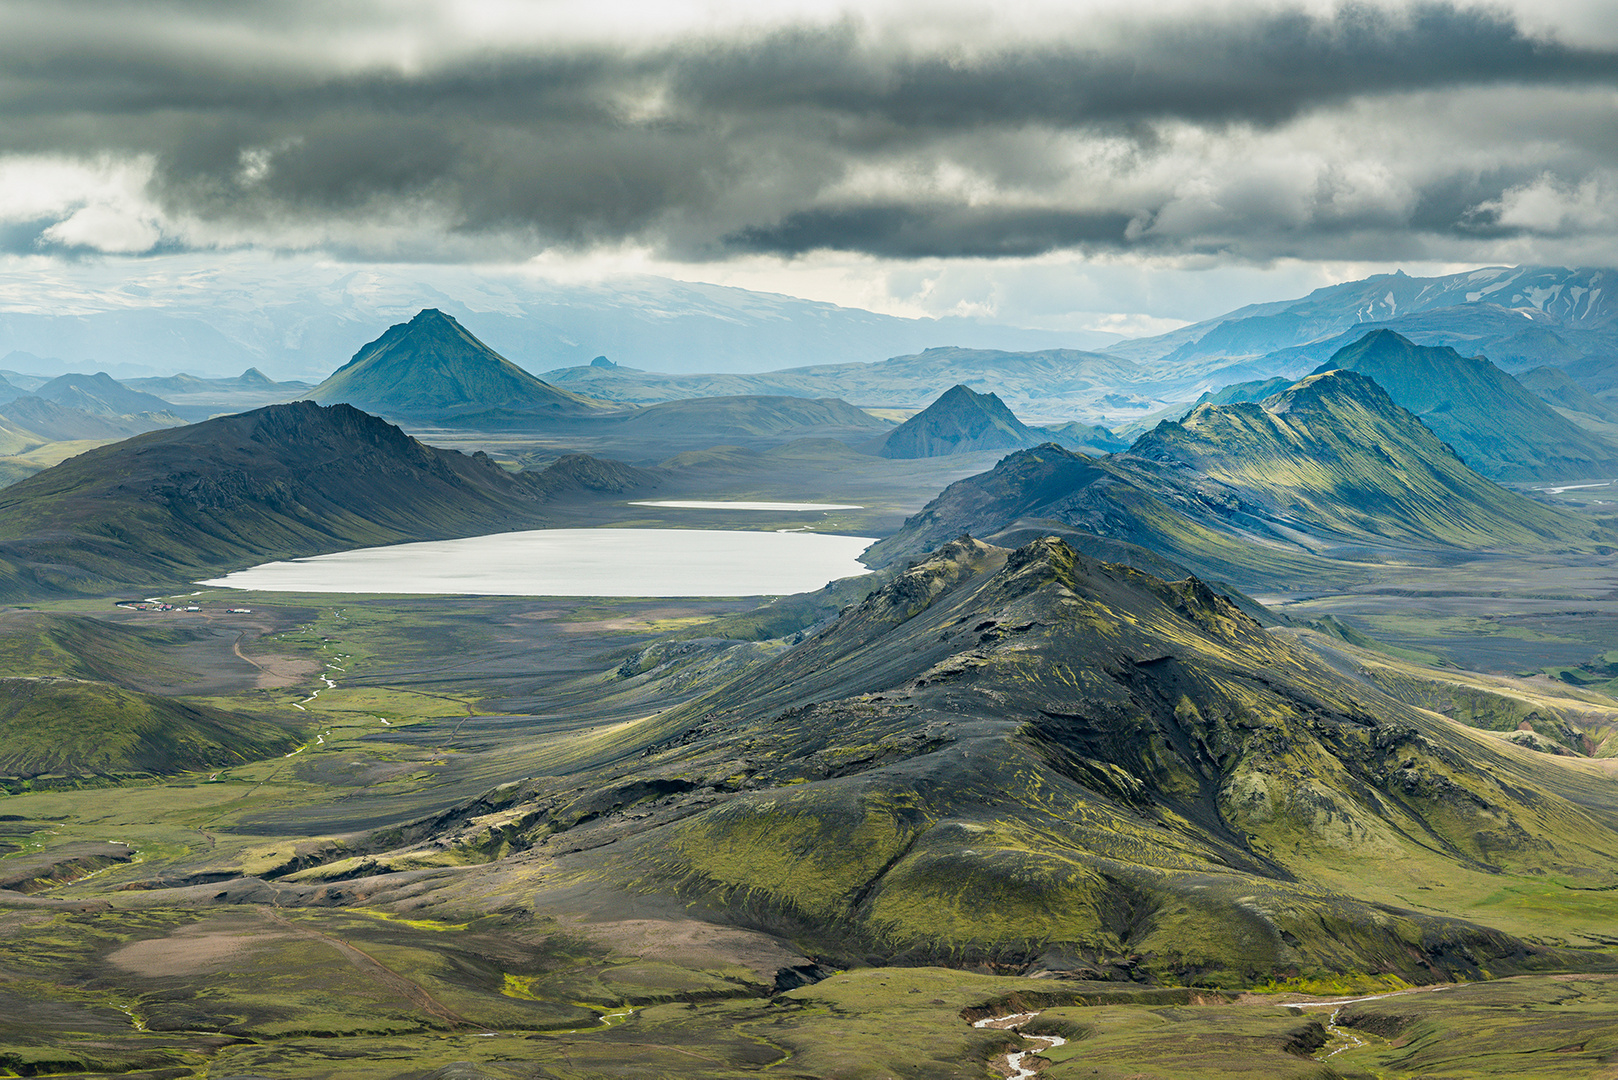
[1,1,1615,261]
[669,4,1618,128]
[725,205,1139,258]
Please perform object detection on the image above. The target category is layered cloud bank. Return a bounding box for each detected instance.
[0,0,1613,270]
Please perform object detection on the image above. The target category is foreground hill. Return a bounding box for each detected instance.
[443,537,1618,983]
[314,308,607,421]
[1313,330,1618,481]
[0,401,565,597]
[872,384,1045,458]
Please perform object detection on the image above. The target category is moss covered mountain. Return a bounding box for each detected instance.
[863,442,1335,591]
[872,384,1046,458]
[438,537,1618,984]
[1125,369,1598,550]
[0,400,636,598]
[1313,329,1618,481]
[313,308,608,420]
[871,371,1608,588]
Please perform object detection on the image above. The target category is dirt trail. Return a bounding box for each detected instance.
[258,906,477,1029]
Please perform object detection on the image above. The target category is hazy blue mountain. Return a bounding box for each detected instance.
[1517,366,1618,425]
[607,395,888,443]
[1110,266,1618,374]
[0,397,153,442]
[1314,330,1618,481]
[0,264,1105,381]
[871,384,1046,458]
[34,372,179,420]
[548,346,1149,417]
[126,368,309,396]
[1037,420,1129,455]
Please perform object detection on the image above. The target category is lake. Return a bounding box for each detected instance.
[629,500,862,511]
[199,528,876,597]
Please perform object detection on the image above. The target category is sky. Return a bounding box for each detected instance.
[0,0,1614,334]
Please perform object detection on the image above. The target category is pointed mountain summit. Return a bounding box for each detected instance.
[236,367,278,388]
[313,308,607,420]
[1313,329,1618,481]
[872,383,1044,458]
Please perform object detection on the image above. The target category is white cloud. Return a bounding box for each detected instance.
[0,155,165,253]
[1476,172,1618,234]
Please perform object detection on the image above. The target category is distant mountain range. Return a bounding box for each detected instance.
[4,261,1618,452]
[0,263,1102,380]
[546,346,1146,418]
[1109,265,1618,372]
[126,368,288,396]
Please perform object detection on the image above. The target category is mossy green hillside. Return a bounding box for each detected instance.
[863,442,1349,593]
[1126,370,1604,551]
[0,610,200,687]
[0,676,302,779]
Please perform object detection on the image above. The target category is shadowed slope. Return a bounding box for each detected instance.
[0,676,300,780]
[862,442,1335,591]
[0,401,560,597]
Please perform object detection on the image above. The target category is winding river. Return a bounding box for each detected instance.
[972,1011,1068,1078]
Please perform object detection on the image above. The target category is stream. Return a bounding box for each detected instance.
[1290,985,1452,1060]
[972,1011,1067,1078]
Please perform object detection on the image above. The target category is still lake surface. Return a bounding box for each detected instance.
[629,500,863,511]
[200,528,876,597]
